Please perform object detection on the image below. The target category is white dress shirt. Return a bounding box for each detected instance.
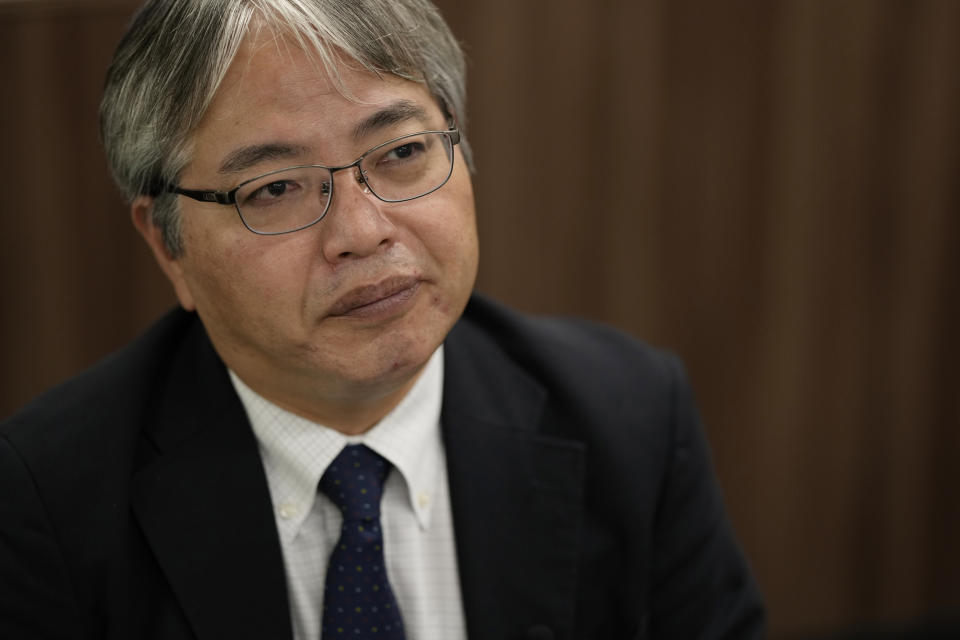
[229,347,467,640]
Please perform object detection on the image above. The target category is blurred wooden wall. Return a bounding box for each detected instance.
[1,1,957,637]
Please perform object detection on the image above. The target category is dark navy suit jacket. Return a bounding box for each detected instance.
[0,295,765,639]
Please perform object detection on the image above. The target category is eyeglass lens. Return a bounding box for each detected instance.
[234,131,455,234]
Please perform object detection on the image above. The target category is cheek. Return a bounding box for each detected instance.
[443,196,479,274]
[183,225,302,313]
[415,193,478,312]
[417,177,477,259]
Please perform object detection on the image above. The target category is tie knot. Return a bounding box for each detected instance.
[318,444,391,521]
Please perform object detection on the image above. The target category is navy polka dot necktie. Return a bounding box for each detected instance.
[318,444,406,639]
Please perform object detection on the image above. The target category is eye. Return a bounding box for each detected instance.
[241,179,301,207]
[381,141,426,164]
[389,143,416,159]
[265,182,287,196]
[253,181,291,199]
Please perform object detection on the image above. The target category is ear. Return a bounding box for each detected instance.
[131,196,197,311]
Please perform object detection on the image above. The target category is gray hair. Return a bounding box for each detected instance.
[100,0,470,256]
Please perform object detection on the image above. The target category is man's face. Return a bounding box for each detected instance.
[141,30,478,422]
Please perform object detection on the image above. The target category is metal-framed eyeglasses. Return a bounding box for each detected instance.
[168,127,461,235]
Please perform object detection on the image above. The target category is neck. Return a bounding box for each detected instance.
[228,360,427,436]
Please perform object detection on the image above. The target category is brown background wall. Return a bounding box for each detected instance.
[1,1,957,637]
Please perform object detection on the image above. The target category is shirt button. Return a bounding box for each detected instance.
[417,491,431,509]
[278,503,298,519]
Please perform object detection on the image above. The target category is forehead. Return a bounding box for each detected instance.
[186,28,441,175]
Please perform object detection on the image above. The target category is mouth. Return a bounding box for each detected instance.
[328,275,422,319]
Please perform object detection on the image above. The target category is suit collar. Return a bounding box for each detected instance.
[132,316,293,640]
[443,312,586,640]
[128,302,589,640]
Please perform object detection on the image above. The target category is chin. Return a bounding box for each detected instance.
[314,322,438,385]
[304,285,465,387]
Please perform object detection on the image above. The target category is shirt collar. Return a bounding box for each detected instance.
[230,346,444,541]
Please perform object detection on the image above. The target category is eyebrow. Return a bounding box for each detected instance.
[215,100,434,175]
[351,100,433,141]
[218,143,310,175]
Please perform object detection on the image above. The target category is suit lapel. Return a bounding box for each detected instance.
[131,319,292,640]
[443,318,586,640]
[127,305,588,639]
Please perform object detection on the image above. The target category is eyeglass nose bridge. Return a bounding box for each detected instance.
[324,159,373,201]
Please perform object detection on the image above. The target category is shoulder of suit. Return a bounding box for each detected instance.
[1,307,200,447]
[454,293,686,399]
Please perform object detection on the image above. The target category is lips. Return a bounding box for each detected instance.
[328,275,422,318]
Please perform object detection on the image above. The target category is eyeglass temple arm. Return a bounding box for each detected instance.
[169,186,236,205]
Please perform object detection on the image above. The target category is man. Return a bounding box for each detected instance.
[0,1,764,638]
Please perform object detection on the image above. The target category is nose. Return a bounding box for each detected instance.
[318,167,395,264]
